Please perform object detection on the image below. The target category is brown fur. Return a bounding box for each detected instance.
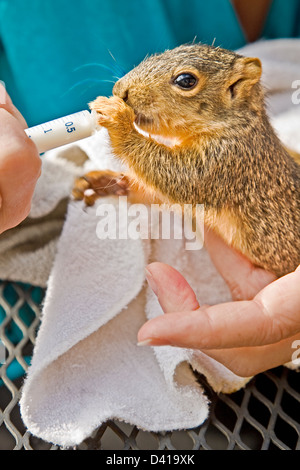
[75,43,300,277]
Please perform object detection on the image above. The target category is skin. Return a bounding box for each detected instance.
[233,0,273,43]
[137,230,300,377]
[0,84,41,234]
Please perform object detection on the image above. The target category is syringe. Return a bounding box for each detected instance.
[24,110,99,154]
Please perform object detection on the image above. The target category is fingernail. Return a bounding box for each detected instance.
[137,338,172,347]
[137,339,153,347]
[145,268,158,296]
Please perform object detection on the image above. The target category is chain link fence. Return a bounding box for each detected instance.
[0,280,299,450]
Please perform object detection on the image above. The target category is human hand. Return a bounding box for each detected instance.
[137,229,300,377]
[0,83,41,234]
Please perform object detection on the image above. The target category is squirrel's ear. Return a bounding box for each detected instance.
[241,57,262,80]
[227,57,262,100]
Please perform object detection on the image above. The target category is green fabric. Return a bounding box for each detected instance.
[0,0,299,126]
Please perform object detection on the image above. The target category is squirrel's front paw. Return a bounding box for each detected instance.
[72,170,130,206]
[89,96,135,130]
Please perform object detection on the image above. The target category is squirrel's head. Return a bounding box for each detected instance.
[113,44,263,146]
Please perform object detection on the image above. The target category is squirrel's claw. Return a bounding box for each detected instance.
[72,170,130,206]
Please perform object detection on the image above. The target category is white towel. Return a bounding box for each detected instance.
[18,39,300,446]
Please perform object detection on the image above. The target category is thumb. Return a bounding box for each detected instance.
[145,262,200,313]
[138,266,300,349]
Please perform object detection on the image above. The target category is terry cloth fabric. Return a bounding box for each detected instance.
[14,39,300,446]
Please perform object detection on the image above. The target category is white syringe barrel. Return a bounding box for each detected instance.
[24,110,97,154]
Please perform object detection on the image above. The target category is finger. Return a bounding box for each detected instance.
[202,332,300,377]
[138,301,263,348]
[0,109,41,232]
[0,82,28,128]
[204,227,276,300]
[145,262,200,313]
[0,108,36,162]
[138,268,300,349]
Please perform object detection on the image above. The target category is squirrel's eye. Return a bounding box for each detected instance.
[173,73,197,89]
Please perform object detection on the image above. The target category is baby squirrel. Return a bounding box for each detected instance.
[73,43,300,278]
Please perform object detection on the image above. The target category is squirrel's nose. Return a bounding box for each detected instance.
[113,79,129,102]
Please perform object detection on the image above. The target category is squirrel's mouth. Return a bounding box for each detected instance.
[134,113,181,148]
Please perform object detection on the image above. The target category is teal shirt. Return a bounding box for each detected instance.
[0,0,300,126]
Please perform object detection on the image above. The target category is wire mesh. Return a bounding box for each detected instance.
[0,280,299,450]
